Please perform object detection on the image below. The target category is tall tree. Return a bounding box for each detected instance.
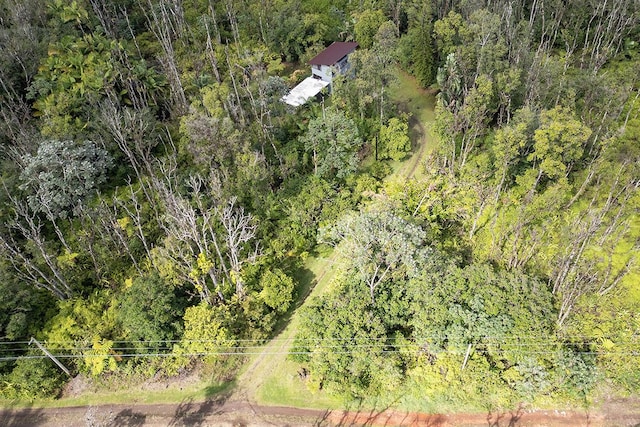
[300,107,362,180]
[319,205,429,303]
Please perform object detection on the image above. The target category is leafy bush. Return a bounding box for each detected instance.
[4,356,65,400]
[117,273,185,352]
[19,139,112,218]
[259,268,296,314]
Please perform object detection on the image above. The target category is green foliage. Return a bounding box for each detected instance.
[0,0,638,405]
[292,275,393,398]
[334,26,398,136]
[0,0,48,105]
[378,116,411,161]
[319,205,430,303]
[433,11,470,59]
[3,356,65,400]
[43,291,119,376]
[259,268,296,314]
[398,0,436,87]
[409,264,557,377]
[564,284,640,392]
[19,139,112,218]
[266,1,346,62]
[27,31,164,136]
[173,302,236,366]
[300,108,362,180]
[295,206,441,397]
[296,198,600,402]
[270,174,360,256]
[530,106,592,180]
[84,337,118,377]
[0,273,53,345]
[117,273,185,351]
[354,9,386,49]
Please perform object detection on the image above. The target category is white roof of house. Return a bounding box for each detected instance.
[282,77,330,107]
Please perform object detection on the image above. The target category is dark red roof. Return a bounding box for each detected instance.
[309,42,358,66]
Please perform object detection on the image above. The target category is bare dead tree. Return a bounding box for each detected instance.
[99,97,162,223]
[225,0,241,49]
[0,70,36,147]
[100,97,157,176]
[552,164,640,326]
[152,171,233,303]
[225,44,247,125]
[113,181,158,271]
[141,0,188,113]
[219,197,259,296]
[88,0,117,38]
[0,192,72,300]
[75,199,146,281]
[580,0,637,74]
[204,19,222,83]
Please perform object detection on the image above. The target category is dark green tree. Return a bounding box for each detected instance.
[300,108,362,180]
[117,273,185,352]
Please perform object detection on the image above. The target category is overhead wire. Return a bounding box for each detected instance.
[0,333,637,346]
[0,332,637,364]
[0,338,637,362]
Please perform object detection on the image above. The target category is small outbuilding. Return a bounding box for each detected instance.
[282,41,358,107]
[281,77,330,107]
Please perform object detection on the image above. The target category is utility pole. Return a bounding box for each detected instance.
[461,343,473,370]
[29,337,71,376]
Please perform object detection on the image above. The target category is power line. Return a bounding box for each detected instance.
[0,346,638,363]
[0,337,638,355]
[0,334,637,364]
[0,334,637,346]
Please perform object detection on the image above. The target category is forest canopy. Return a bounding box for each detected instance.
[0,0,638,407]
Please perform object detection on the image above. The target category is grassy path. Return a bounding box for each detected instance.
[232,255,343,409]
[389,69,437,180]
[234,70,436,408]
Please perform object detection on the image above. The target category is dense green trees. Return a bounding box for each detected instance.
[292,0,639,407]
[294,204,597,402]
[117,273,185,351]
[0,0,637,408]
[378,116,411,161]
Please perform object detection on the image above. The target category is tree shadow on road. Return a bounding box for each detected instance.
[312,395,447,427]
[112,408,146,426]
[0,405,48,427]
[486,404,524,427]
[168,392,230,427]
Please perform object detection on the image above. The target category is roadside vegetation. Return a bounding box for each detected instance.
[0,0,638,413]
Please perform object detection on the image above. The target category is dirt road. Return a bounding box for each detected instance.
[3,396,639,427]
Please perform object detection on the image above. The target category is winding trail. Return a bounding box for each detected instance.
[231,70,438,410]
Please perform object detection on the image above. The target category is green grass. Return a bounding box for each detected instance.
[236,251,344,409]
[257,359,343,409]
[390,68,436,125]
[387,68,437,180]
[1,379,234,409]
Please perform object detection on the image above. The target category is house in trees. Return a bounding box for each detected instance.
[309,41,359,84]
[283,42,358,107]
